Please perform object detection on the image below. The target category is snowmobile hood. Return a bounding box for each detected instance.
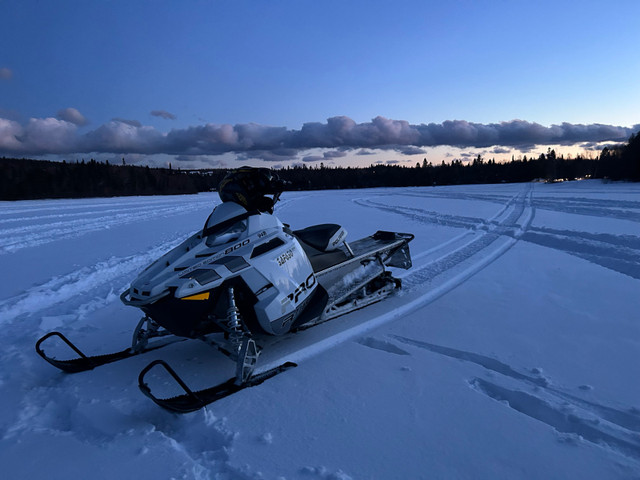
[124,202,285,306]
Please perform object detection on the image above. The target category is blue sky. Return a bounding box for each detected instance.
[1,0,639,168]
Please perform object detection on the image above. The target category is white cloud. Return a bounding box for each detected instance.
[0,114,637,161]
[82,120,165,153]
[0,118,23,150]
[0,118,78,154]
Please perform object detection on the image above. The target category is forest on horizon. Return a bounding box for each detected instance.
[1,132,639,201]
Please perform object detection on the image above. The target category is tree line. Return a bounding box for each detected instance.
[0,158,227,200]
[1,132,638,200]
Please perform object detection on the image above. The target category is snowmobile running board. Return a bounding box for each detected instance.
[138,359,297,413]
[35,331,184,373]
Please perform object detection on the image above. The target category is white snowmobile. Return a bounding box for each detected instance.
[36,168,413,412]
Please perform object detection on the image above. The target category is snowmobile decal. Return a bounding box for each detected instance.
[287,273,316,304]
[224,238,250,255]
[329,228,347,249]
[276,248,295,267]
[180,237,254,278]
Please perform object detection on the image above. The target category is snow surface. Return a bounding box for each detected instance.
[1,181,639,479]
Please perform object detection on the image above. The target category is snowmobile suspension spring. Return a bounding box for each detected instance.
[226,287,245,349]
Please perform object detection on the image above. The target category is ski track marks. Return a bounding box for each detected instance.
[2,184,637,479]
[356,184,534,291]
[521,227,640,280]
[0,234,188,326]
[383,334,640,464]
[532,196,640,223]
[358,185,640,281]
[0,194,297,480]
[258,184,535,374]
[357,337,411,356]
[0,196,214,254]
[351,185,640,464]
[2,388,238,479]
[395,187,640,222]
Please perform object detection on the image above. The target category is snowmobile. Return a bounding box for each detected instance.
[36,167,413,412]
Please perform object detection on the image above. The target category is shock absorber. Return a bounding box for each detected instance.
[225,286,261,384]
[226,287,245,352]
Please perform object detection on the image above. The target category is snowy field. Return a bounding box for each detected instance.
[0,180,639,479]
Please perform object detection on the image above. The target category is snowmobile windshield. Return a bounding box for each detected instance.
[203,202,250,247]
[205,218,247,247]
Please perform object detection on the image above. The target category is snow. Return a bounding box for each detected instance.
[1,180,639,479]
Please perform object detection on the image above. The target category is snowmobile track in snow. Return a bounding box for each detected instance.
[256,184,536,374]
[356,185,640,281]
[356,184,534,292]
[389,332,640,463]
[0,234,188,325]
[0,196,214,254]
[3,184,638,479]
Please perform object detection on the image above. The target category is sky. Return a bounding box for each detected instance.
[1,0,639,169]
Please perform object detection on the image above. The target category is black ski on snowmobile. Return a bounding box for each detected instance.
[138,359,297,413]
[35,315,184,373]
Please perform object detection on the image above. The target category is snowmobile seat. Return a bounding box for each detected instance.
[293,224,350,272]
[292,224,346,252]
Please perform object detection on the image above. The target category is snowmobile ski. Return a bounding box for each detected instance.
[36,316,183,373]
[138,359,297,413]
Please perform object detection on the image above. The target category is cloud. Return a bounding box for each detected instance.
[458,152,476,162]
[356,149,377,156]
[80,120,165,154]
[323,150,347,159]
[302,155,323,162]
[490,146,511,154]
[112,118,142,127]
[151,110,177,120]
[17,117,79,153]
[1,114,637,159]
[0,118,23,150]
[514,144,537,153]
[0,67,12,80]
[294,116,420,149]
[397,146,427,155]
[57,107,88,126]
[580,141,624,151]
[236,148,299,163]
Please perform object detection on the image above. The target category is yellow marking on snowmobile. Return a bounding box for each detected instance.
[181,292,210,301]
